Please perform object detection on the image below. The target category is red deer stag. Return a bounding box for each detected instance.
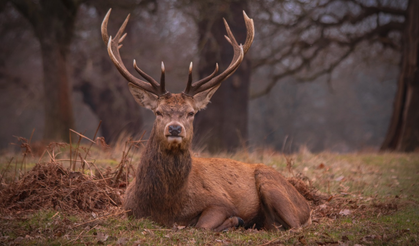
[101,9,311,231]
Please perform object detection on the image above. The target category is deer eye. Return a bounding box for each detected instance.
[156,111,163,116]
[188,112,195,117]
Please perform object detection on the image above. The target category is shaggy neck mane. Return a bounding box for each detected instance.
[134,127,192,224]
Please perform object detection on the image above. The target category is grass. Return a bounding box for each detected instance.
[0,138,418,245]
[0,206,417,245]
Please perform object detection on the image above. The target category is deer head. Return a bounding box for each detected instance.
[101,9,254,151]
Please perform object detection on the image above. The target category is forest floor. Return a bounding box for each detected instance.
[0,136,418,245]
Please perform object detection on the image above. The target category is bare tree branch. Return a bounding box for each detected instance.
[249,0,407,99]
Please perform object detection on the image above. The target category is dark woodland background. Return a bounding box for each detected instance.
[0,0,417,153]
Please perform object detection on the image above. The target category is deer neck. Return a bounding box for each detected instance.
[135,127,192,208]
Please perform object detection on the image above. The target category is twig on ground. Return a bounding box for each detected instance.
[69,129,96,144]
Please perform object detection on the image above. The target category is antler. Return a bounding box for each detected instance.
[101,9,167,96]
[183,11,254,96]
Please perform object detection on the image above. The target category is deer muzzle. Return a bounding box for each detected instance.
[165,122,185,144]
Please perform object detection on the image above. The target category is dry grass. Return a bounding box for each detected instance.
[0,161,122,213]
[0,131,144,216]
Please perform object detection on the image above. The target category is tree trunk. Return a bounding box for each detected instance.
[40,38,74,142]
[381,0,419,152]
[194,0,251,152]
[11,0,79,142]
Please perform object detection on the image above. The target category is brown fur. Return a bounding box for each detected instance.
[123,94,311,231]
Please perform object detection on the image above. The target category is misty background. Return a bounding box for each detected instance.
[0,0,409,153]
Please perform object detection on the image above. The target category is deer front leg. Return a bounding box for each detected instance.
[195,207,243,231]
[215,216,244,231]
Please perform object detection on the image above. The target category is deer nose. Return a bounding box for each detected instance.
[168,125,182,136]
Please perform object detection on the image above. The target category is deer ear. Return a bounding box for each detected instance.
[192,84,221,111]
[128,83,159,111]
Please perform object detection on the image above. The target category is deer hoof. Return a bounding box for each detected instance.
[236,217,245,228]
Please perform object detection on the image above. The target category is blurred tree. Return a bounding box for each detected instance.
[6,1,159,144]
[180,0,251,152]
[9,0,81,142]
[72,2,158,143]
[250,0,417,152]
[381,0,418,152]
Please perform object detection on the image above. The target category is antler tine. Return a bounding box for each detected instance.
[115,13,130,40]
[220,18,242,71]
[119,33,127,43]
[133,60,160,89]
[160,62,166,94]
[193,63,219,88]
[184,63,219,95]
[101,9,111,45]
[184,62,193,94]
[183,12,253,96]
[242,11,255,54]
[195,45,244,94]
[101,9,167,96]
[223,18,239,46]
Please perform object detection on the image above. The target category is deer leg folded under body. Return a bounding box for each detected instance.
[195,208,242,231]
